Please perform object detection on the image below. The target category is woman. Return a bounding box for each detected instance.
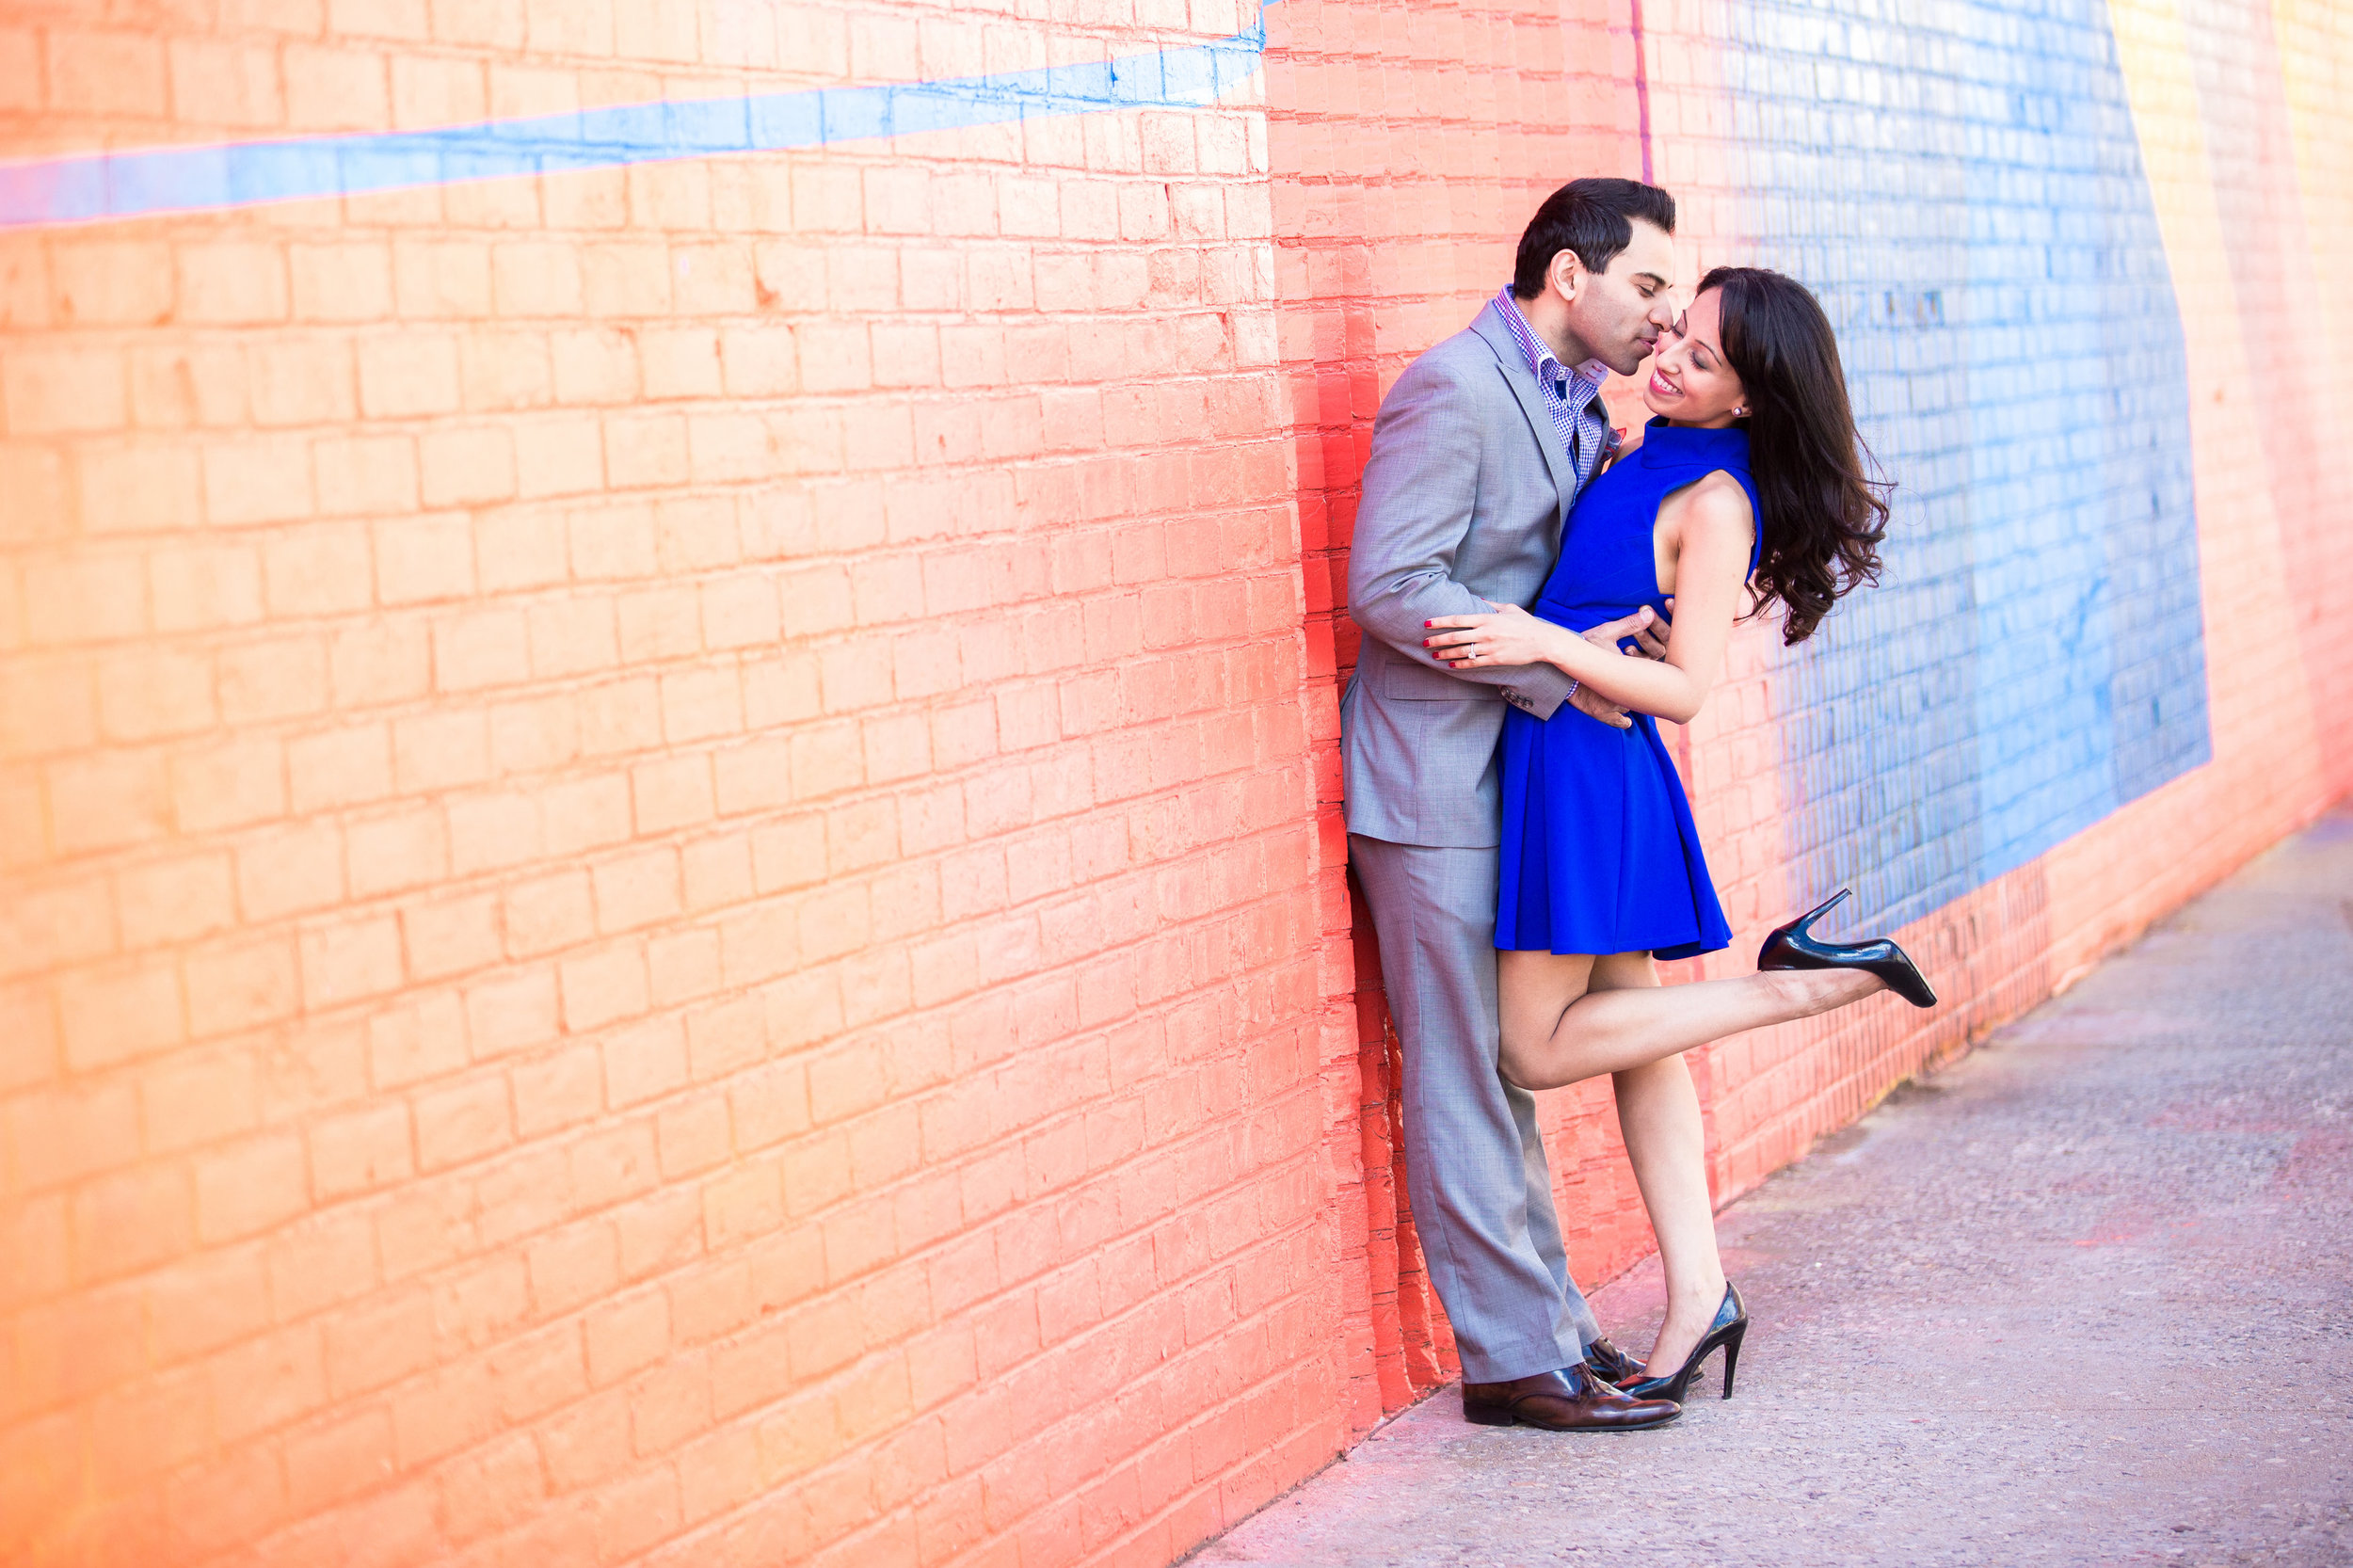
[1422,265,1935,1403]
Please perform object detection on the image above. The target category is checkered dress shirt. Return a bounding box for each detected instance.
[1494,286,1617,495]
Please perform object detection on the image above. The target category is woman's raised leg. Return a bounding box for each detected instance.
[1497,952,1882,1091]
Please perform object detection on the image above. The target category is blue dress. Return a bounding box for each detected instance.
[1495,419,1763,959]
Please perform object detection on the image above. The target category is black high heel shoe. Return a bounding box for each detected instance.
[1756,888,1937,1008]
[1621,1283,1747,1402]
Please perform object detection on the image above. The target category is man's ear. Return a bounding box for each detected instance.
[1548,248,1584,304]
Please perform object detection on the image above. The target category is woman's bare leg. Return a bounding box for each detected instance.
[1498,952,1882,1091]
[1614,1055,1726,1375]
[1498,950,1870,1375]
[1569,953,1725,1377]
[1497,951,1731,1373]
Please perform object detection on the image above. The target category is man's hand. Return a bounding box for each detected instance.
[1612,600,1673,660]
[1562,602,1674,728]
[1568,682,1634,728]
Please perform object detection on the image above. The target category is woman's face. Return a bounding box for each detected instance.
[1643,287,1749,428]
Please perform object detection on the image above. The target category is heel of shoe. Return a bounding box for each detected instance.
[1788,888,1850,940]
[1758,888,1851,969]
[1462,1401,1516,1428]
[1719,1322,1744,1400]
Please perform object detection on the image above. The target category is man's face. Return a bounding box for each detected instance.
[1558,221,1677,376]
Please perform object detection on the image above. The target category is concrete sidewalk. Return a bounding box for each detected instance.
[1199,808,2353,1567]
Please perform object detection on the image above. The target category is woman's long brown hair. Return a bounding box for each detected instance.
[1702,265,1891,644]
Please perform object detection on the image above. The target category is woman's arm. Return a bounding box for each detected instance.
[1421,475,1753,725]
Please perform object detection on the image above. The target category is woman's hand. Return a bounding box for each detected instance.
[1422,601,1566,670]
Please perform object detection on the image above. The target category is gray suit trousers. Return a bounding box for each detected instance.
[1349,833,1603,1383]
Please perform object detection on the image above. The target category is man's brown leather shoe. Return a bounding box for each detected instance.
[1582,1336,1646,1385]
[1461,1365,1679,1431]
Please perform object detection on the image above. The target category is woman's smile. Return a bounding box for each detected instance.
[1648,367,1681,398]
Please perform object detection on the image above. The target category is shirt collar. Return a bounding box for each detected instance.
[1495,287,1609,399]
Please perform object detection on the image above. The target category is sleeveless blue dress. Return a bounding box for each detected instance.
[1495,419,1762,959]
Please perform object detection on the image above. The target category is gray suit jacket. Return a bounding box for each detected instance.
[1341,300,1589,848]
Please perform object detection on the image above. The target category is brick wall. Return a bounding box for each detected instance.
[4,2,2350,1566]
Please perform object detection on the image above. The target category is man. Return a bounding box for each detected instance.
[1342,179,1684,1432]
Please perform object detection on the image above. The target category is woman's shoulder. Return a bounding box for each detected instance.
[1675,470,1757,537]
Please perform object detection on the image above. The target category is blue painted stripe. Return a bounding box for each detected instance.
[0,6,1275,230]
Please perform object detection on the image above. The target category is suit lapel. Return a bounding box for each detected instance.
[1468,303,1574,528]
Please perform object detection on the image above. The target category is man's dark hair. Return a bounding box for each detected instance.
[1512,178,1677,299]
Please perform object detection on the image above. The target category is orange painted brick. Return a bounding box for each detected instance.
[0,875,114,984]
[463,967,560,1057]
[536,1384,634,1495]
[302,1098,413,1203]
[24,551,148,648]
[434,605,533,690]
[298,912,406,1008]
[374,512,476,604]
[288,241,395,324]
[289,725,395,819]
[212,637,328,727]
[421,424,519,507]
[136,1047,260,1160]
[70,1159,193,1284]
[411,1072,512,1173]
[232,821,345,922]
[527,1220,620,1319]
[184,933,300,1038]
[192,1131,309,1243]
[489,690,585,773]
[484,1319,587,1426]
[174,241,292,327]
[438,1429,546,1545]
[501,867,593,958]
[282,1406,397,1514]
[262,522,376,616]
[624,753,712,836]
[646,923,720,1007]
[44,28,165,116]
[585,845,679,935]
[600,1013,685,1108]
[247,340,355,429]
[281,42,391,130]
[314,432,422,518]
[45,238,168,328]
[91,647,215,743]
[88,1363,213,1495]
[603,410,691,488]
[506,1042,600,1140]
[57,953,184,1071]
[346,806,450,897]
[456,331,555,414]
[163,1436,288,1561]
[210,1320,329,1445]
[357,332,463,419]
[166,33,283,126]
[392,237,493,321]
[399,889,502,980]
[8,1075,138,1197]
[445,788,545,876]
